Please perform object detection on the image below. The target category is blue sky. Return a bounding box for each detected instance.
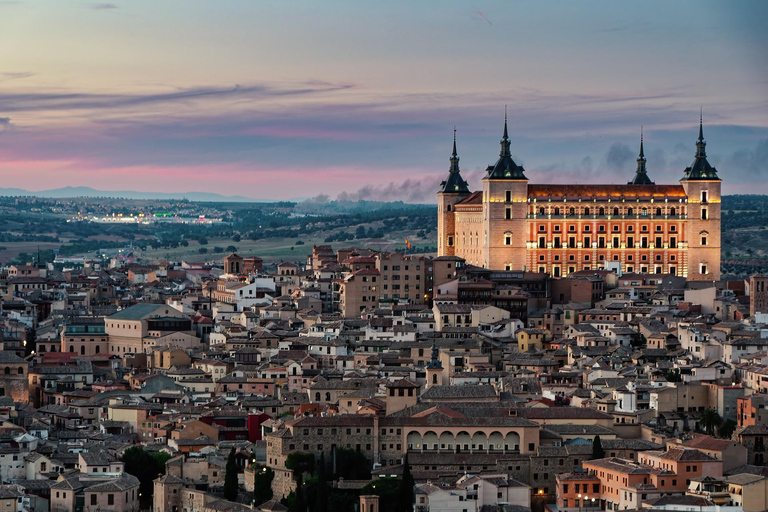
[0,1,766,200]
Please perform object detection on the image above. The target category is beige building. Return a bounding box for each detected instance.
[105,303,190,354]
[438,117,721,279]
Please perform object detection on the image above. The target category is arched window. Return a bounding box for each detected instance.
[539,207,545,215]
[613,207,619,216]
[17,367,23,375]
[325,392,331,402]
[95,346,100,354]
[432,374,438,384]
[670,207,676,216]
[80,346,86,355]
[584,207,590,216]
[3,368,9,375]
[315,392,321,402]
[642,208,648,216]
[69,346,74,353]
[599,207,605,216]
[569,207,574,215]
[656,208,662,216]
[628,208,634,216]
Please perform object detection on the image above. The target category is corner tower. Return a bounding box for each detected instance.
[437,130,470,256]
[482,111,529,270]
[681,113,721,280]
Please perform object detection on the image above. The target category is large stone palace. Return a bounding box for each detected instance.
[437,114,722,280]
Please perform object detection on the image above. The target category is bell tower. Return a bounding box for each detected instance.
[681,112,721,281]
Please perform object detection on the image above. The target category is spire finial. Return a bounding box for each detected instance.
[449,127,460,173]
[639,126,644,158]
[503,105,508,140]
[698,107,704,142]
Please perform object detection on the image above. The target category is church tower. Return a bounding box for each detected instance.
[681,113,721,280]
[437,130,470,256]
[482,111,529,270]
[425,340,443,388]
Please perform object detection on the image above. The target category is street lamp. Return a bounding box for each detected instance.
[591,497,596,509]
[578,494,582,512]
[584,495,588,511]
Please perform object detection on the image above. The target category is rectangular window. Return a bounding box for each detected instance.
[506,190,512,202]
[702,208,708,220]
[539,236,546,249]
[701,236,707,245]
[627,236,634,249]
[505,208,511,220]
[584,236,591,247]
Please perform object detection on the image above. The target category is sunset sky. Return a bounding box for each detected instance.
[0,1,766,201]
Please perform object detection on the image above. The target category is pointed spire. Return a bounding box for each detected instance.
[682,110,718,181]
[449,127,460,174]
[695,109,707,159]
[629,127,654,185]
[503,105,509,140]
[441,128,470,193]
[500,106,511,157]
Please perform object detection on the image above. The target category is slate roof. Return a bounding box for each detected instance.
[109,302,171,320]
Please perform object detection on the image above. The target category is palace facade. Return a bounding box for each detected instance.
[437,116,721,280]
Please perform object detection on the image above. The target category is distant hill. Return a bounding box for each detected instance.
[0,186,264,202]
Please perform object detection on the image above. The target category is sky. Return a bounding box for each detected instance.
[0,1,766,201]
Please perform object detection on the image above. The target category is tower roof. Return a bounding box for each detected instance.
[485,109,528,180]
[439,128,471,194]
[682,111,720,181]
[629,127,655,185]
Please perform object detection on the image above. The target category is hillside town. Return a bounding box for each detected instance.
[0,245,767,512]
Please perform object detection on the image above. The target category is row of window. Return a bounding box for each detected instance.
[530,206,681,217]
[530,235,691,248]
[537,223,678,233]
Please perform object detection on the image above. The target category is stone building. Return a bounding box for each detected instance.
[438,115,722,280]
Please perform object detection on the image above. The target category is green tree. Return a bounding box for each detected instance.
[224,447,238,501]
[719,419,737,439]
[294,475,307,512]
[334,448,371,480]
[361,478,401,512]
[591,435,605,460]
[700,409,723,436]
[253,465,274,506]
[314,454,329,512]
[398,454,414,512]
[122,447,166,509]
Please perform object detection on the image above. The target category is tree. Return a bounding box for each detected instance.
[314,453,329,512]
[720,419,737,439]
[398,454,414,512]
[591,435,605,460]
[334,448,371,480]
[253,465,274,507]
[700,409,723,436]
[361,478,401,512]
[122,447,166,509]
[223,447,238,501]
[294,475,307,512]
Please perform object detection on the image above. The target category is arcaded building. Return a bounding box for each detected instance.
[437,117,722,280]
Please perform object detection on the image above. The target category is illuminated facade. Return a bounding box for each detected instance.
[438,117,721,280]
